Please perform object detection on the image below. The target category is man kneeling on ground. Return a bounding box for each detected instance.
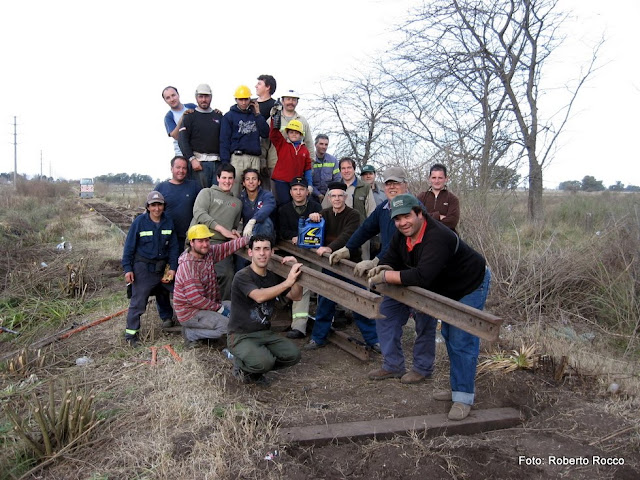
[227,235,303,385]
[173,224,248,348]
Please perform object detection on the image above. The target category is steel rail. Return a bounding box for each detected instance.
[275,241,502,342]
[234,250,382,319]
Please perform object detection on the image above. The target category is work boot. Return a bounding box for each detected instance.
[303,339,325,350]
[367,368,404,381]
[369,342,382,354]
[232,362,249,384]
[248,373,271,387]
[126,336,140,348]
[433,390,452,401]
[286,329,305,339]
[161,318,175,329]
[401,370,431,384]
[184,340,203,350]
[448,402,471,421]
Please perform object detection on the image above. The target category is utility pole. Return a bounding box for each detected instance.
[13,116,18,188]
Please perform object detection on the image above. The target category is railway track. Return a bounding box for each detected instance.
[84,201,140,235]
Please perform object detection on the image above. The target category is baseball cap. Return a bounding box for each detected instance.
[195,84,212,95]
[289,177,308,188]
[383,166,407,183]
[390,194,420,218]
[146,191,165,205]
[361,165,376,174]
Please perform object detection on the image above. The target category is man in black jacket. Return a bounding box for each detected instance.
[277,177,321,338]
[366,194,491,421]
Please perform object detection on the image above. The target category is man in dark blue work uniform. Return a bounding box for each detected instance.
[122,191,180,347]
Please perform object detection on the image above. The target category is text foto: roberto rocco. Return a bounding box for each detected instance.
[519,455,625,466]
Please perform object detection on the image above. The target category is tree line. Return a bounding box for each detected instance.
[559,177,640,193]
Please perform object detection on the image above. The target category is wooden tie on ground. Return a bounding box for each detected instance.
[278,407,522,445]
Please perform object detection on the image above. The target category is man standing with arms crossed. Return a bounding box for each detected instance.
[154,156,201,249]
[366,194,491,421]
[178,84,223,189]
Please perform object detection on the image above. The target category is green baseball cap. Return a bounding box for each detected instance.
[361,165,376,174]
[390,194,421,219]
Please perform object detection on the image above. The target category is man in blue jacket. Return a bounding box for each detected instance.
[330,167,438,385]
[239,168,276,238]
[220,85,270,197]
[122,191,180,347]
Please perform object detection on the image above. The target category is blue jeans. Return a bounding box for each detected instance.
[441,268,491,406]
[378,297,438,376]
[190,161,218,189]
[310,270,378,346]
[273,179,292,207]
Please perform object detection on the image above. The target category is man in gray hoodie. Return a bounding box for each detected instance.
[190,163,242,300]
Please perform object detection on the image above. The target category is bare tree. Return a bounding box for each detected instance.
[309,72,400,170]
[384,0,600,220]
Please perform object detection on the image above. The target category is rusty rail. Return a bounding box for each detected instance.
[235,250,382,319]
[275,241,502,342]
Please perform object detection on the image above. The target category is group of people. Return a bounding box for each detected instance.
[120,75,489,421]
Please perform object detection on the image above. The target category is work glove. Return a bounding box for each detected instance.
[272,110,282,130]
[242,219,256,237]
[353,256,379,277]
[217,305,231,317]
[307,185,314,196]
[269,99,283,116]
[329,247,350,265]
[367,265,393,288]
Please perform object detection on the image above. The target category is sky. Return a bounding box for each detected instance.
[2,0,638,189]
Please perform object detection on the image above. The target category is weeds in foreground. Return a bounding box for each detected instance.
[478,342,538,373]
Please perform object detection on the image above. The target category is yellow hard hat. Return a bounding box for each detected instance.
[187,224,215,241]
[285,119,305,135]
[234,85,251,99]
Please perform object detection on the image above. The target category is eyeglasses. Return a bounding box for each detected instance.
[384,181,402,187]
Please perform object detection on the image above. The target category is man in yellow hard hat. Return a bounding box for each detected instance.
[221,85,270,196]
[173,224,249,348]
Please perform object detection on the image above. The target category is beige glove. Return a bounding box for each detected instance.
[307,185,314,195]
[242,219,256,237]
[329,247,350,265]
[353,256,379,277]
[367,265,393,287]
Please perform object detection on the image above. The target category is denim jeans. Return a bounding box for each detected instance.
[272,179,292,207]
[378,296,438,376]
[310,270,378,346]
[190,161,218,189]
[441,268,491,406]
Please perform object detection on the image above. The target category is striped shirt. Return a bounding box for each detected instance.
[173,237,248,322]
